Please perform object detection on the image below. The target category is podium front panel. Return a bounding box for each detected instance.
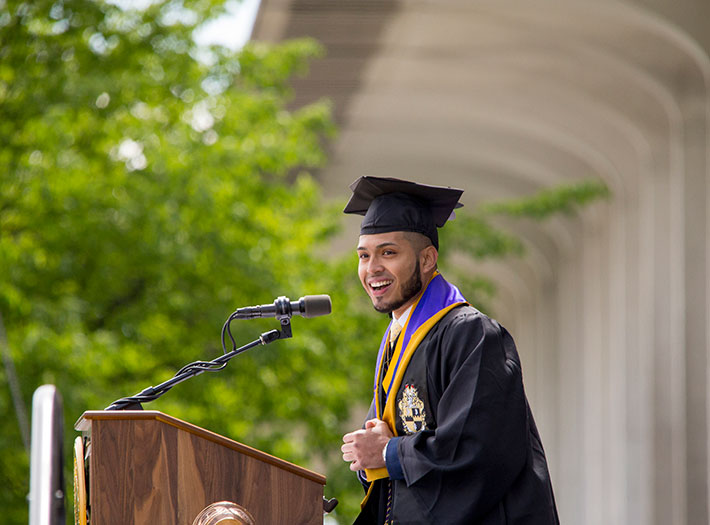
[77,411,325,524]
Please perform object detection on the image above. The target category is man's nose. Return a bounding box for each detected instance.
[366,256,384,273]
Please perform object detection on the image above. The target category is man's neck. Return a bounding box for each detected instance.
[392,270,436,319]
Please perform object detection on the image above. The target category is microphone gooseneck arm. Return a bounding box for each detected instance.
[105,297,315,411]
[105,327,285,411]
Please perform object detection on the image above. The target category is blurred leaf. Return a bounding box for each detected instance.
[479,179,610,219]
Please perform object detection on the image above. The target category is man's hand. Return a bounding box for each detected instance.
[341,418,394,471]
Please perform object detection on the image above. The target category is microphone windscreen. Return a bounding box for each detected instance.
[300,295,332,318]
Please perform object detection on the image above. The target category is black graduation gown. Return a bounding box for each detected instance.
[354,305,559,525]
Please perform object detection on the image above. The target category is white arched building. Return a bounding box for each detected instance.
[253,2,710,523]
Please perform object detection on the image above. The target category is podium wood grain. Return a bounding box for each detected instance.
[76,411,325,524]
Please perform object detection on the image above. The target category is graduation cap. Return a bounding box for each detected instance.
[343,176,464,249]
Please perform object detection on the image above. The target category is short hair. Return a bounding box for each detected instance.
[403,231,435,255]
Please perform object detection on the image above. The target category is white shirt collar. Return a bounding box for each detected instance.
[392,304,414,329]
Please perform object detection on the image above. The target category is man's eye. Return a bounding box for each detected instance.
[358,253,369,259]
[383,250,395,256]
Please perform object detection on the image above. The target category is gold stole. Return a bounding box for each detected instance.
[360,285,465,507]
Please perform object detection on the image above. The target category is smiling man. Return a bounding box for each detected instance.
[341,176,559,525]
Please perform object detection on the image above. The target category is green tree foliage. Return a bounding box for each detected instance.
[0,1,609,522]
[479,179,610,219]
[0,0,368,521]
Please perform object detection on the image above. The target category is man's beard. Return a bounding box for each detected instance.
[374,261,423,314]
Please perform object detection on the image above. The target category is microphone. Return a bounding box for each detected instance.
[233,295,332,320]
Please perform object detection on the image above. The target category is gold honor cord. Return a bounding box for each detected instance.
[364,302,463,484]
[360,301,465,512]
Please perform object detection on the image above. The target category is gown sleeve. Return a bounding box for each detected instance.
[395,309,530,521]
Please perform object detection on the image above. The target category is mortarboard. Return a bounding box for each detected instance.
[343,176,464,249]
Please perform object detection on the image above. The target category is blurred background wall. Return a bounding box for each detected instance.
[251,1,710,523]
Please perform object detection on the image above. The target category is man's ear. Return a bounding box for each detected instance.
[419,245,438,274]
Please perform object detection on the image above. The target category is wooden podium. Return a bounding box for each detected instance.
[75,411,326,524]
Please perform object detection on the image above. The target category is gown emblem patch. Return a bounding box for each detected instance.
[398,384,427,434]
